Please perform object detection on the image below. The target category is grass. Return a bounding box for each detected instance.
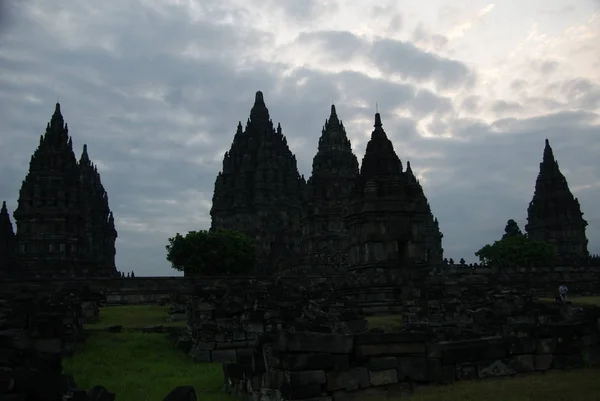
[63,332,231,401]
[366,314,403,331]
[84,304,186,329]
[406,369,600,401]
[64,304,600,401]
[538,295,600,306]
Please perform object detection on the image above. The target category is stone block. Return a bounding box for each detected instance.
[326,367,370,391]
[356,342,426,358]
[280,383,324,400]
[278,332,353,354]
[33,339,62,354]
[367,357,397,371]
[215,340,248,349]
[396,357,428,382]
[583,345,600,366]
[455,363,477,380]
[442,338,506,364]
[189,348,211,363]
[196,341,215,350]
[581,334,599,347]
[477,360,516,378]
[331,386,387,401]
[440,365,455,384]
[508,354,535,372]
[535,338,556,354]
[354,332,426,345]
[262,369,285,389]
[332,355,350,371]
[283,353,334,371]
[211,349,237,363]
[534,354,553,371]
[369,369,398,386]
[508,338,535,355]
[285,370,327,386]
[426,342,442,358]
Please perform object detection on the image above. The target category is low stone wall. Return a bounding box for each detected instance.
[186,278,368,363]
[223,311,600,401]
[0,265,598,306]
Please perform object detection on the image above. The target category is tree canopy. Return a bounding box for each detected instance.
[475,231,557,268]
[165,229,255,275]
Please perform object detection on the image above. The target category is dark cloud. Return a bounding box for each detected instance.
[294,30,475,90]
[0,0,598,276]
[370,38,476,90]
[489,100,524,115]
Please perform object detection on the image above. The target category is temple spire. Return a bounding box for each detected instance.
[543,138,555,165]
[249,90,270,123]
[80,144,90,164]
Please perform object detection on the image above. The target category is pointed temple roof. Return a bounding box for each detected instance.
[526,138,587,231]
[249,91,270,125]
[0,201,14,237]
[359,113,403,177]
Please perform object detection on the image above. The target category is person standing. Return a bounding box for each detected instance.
[558,284,569,303]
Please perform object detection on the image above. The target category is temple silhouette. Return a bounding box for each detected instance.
[0,93,592,277]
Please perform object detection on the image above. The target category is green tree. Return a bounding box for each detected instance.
[165,229,255,275]
[475,235,557,268]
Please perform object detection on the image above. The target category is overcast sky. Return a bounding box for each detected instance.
[0,0,599,276]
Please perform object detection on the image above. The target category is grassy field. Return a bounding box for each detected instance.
[538,295,600,306]
[63,304,600,401]
[84,304,186,329]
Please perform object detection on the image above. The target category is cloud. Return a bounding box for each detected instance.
[0,0,599,276]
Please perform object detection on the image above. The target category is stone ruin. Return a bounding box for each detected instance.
[0,286,194,401]
[185,278,368,364]
[176,275,600,401]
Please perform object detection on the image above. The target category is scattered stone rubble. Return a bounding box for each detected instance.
[222,309,600,401]
[186,279,368,363]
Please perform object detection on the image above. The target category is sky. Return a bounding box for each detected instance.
[0,0,599,276]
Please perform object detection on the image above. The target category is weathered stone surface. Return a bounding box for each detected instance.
[326,368,370,391]
[279,332,354,354]
[356,342,426,357]
[284,354,334,371]
[509,355,535,372]
[477,360,515,378]
[369,369,398,386]
[285,370,327,386]
[367,357,397,371]
[534,354,553,370]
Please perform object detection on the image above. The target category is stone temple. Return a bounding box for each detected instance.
[344,112,443,277]
[526,139,589,264]
[0,103,118,278]
[210,91,306,274]
[300,105,359,273]
[211,92,444,274]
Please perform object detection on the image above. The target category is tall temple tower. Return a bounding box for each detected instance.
[525,139,588,263]
[0,201,16,272]
[210,91,305,274]
[11,103,118,278]
[300,105,359,273]
[79,145,118,276]
[344,113,439,280]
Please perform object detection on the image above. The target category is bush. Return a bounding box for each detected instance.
[165,229,255,275]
